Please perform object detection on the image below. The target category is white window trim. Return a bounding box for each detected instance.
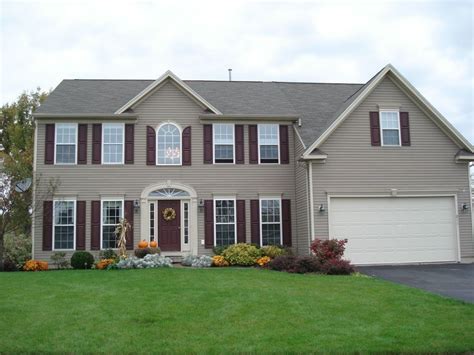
[258,124,280,164]
[213,123,235,164]
[213,197,237,246]
[149,201,156,243]
[102,123,125,165]
[379,110,401,147]
[182,201,190,246]
[259,197,283,246]
[100,199,124,250]
[156,122,182,166]
[52,199,76,251]
[54,123,78,165]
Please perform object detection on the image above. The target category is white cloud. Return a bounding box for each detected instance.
[1,0,472,142]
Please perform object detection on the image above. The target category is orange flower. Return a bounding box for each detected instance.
[257,256,271,267]
[23,260,48,271]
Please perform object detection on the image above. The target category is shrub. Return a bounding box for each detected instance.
[3,258,19,272]
[289,256,322,274]
[321,259,354,275]
[222,243,262,266]
[256,256,271,267]
[267,255,297,271]
[99,249,118,261]
[70,251,95,269]
[95,258,116,270]
[51,252,69,269]
[134,247,161,258]
[116,254,172,269]
[192,255,213,268]
[181,255,198,266]
[310,238,348,263]
[261,245,287,259]
[212,245,229,256]
[212,255,229,267]
[23,260,48,271]
[4,233,31,269]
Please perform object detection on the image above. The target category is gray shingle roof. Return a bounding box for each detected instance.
[36,78,365,147]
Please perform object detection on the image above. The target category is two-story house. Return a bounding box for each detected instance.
[32,64,474,265]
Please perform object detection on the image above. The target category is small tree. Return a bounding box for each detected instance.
[115,218,131,259]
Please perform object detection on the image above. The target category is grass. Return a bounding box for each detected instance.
[0,268,473,353]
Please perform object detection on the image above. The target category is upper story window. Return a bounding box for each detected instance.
[260,198,282,246]
[101,200,123,249]
[214,198,236,246]
[53,200,76,250]
[213,124,234,163]
[55,123,77,164]
[157,123,181,165]
[103,123,124,164]
[380,111,400,146]
[258,124,279,163]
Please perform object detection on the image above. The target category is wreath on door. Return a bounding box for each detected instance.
[162,207,176,221]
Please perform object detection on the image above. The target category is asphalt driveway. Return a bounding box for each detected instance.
[357,263,474,303]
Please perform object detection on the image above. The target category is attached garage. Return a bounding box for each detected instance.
[329,196,459,265]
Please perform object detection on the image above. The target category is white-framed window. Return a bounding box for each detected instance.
[102,123,124,164]
[53,200,76,250]
[157,123,181,165]
[214,198,236,246]
[380,111,401,146]
[258,124,279,163]
[55,123,77,164]
[101,199,123,249]
[260,198,282,246]
[213,124,234,163]
[149,202,155,242]
[183,201,189,245]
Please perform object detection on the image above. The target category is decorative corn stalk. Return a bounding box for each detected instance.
[115,218,131,259]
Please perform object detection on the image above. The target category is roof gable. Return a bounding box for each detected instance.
[302,64,474,156]
[114,70,222,114]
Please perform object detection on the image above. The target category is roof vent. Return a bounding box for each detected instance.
[228,68,232,82]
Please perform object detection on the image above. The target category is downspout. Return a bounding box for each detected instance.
[31,120,38,260]
[308,161,315,249]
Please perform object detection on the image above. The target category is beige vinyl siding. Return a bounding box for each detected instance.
[294,130,310,255]
[33,79,297,260]
[311,75,473,259]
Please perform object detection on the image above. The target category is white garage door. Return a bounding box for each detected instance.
[329,196,458,265]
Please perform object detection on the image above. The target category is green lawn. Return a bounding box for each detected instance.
[0,268,473,353]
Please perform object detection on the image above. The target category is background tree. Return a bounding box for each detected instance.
[0,88,49,271]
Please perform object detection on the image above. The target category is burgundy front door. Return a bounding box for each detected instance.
[158,200,181,251]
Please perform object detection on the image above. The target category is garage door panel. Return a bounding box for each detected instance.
[330,197,458,265]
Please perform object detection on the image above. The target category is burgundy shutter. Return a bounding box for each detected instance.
[282,199,292,247]
[369,112,381,146]
[250,199,260,245]
[77,124,87,164]
[279,125,289,164]
[203,124,213,164]
[42,201,53,251]
[400,112,411,146]
[235,125,244,164]
[125,124,134,164]
[44,124,55,164]
[92,124,102,164]
[76,201,86,250]
[204,200,214,248]
[249,125,258,164]
[146,126,156,165]
[124,200,134,250]
[236,200,246,243]
[182,126,192,165]
[90,201,101,250]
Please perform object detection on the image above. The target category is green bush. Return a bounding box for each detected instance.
[134,247,160,258]
[4,233,31,269]
[99,249,118,261]
[51,252,69,269]
[222,243,262,266]
[261,245,287,259]
[212,245,229,256]
[70,251,95,269]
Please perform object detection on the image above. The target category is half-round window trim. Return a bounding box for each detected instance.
[156,121,183,166]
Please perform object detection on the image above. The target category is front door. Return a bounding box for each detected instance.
[158,200,181,251]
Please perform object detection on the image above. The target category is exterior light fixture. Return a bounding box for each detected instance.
[319,204,325,212]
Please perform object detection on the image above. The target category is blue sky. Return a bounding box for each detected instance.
[1,0,473,142]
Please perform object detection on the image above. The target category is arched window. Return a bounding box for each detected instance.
[157,123,181,165]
